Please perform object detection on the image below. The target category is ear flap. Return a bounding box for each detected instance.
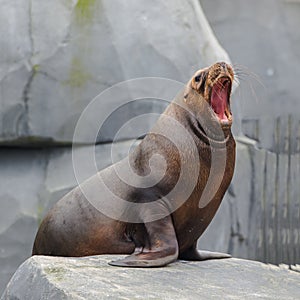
[184,83,191,99]
[184,76,196,99]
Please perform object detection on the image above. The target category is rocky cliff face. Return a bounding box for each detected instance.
[0,0,230,144]
[0,0,233,294]
[0,0,299,296]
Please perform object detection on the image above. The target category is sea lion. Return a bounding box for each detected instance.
[32,62,236,267]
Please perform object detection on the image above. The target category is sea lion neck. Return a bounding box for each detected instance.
[171,90,232,147]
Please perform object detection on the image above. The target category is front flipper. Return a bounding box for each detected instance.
[109,213,178,267]
[109,250,177,268]
[179,242,231,261]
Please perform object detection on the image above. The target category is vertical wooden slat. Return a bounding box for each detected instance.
[256,149,268,262]
[286,115,292,265]
[278,117,289,264]
[265,151,277,264]
[289,152,298,265]
[274,117,281,264]
[295,120,300,264]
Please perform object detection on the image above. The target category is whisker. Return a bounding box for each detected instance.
[233,77,240,86]
[232,64,265,88]
[231,63,264,103]
[234,74,248,82]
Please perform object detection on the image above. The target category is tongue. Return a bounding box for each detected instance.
[211,83,228,122]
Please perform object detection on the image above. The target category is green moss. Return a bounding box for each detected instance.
[75,0,97,24]
[65,57,91,88]
[33,64,40,73]
[44,267,66,281]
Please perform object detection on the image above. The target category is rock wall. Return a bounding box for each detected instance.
[1,0,299,296]
[0,0,230,144]
[0,0,233,294]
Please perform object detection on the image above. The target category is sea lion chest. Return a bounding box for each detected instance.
[172,137,235,252]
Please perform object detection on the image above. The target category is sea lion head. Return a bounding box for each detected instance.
[187,62,234,129]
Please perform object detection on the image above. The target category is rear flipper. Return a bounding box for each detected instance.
[179,242,231,261]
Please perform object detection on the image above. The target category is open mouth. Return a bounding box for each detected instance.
[210,77,232,125]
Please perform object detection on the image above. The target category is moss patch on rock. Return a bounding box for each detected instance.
[75,0,97,25]
[65,57,91,88]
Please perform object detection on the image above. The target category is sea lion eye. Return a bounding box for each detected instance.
[195,75,201,82]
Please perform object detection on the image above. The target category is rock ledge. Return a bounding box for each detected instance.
[2,255,300,300]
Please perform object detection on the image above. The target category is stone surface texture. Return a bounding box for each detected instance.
[1,0,300,297]
[0,0,233,294]
[2,255,300,300]
[0,0,230,144]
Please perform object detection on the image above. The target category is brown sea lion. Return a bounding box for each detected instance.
[32,62,236,267]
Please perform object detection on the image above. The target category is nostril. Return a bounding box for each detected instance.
[220,62,227,70]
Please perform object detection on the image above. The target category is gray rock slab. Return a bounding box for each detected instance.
[0,148,48,293]
[2,255,300,300]
[0,148,47,293]
[0,216,37,296]
[0,0,231,145]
